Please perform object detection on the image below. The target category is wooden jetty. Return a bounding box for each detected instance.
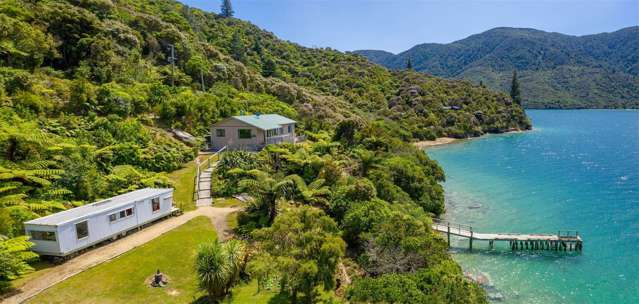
[432,219,583,252]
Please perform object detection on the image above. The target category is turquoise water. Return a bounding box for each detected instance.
[426,110,639,303]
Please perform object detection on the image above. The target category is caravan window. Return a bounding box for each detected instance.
[31,231,56,241]
[76,221,89,239]
[109,208,134,223]
[152,197,160,212]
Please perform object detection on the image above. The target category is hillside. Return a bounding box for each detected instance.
[0,0,528,301]
[355,27,639,108]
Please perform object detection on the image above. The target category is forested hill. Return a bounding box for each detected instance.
[356,27,639,109]
[0,0,528,301]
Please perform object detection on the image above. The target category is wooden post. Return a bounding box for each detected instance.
[469,230,473,251]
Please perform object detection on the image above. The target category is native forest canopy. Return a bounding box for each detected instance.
[0,0,530,301]
[356,26,639,109]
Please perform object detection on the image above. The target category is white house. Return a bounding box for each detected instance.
[24,188,175,257]
[210,114,297,151]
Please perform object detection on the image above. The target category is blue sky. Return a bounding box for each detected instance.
[183,0,639,53]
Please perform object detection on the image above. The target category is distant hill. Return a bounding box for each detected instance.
[355,27,639,108]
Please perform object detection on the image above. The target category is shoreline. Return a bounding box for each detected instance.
[413,130,527,149]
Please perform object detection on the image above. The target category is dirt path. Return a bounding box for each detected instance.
[2,206,240,304]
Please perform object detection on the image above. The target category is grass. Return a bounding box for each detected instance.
[213,198,246,208]
[225,280,285,304]
[29,216,217,304]
[28,216,287,304]
[168,160,197,212]
[226,211,239,231]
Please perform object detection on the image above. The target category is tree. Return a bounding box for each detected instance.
[195,239,247,302]
[230,31,246,63]
[220,0,234,17]
[0,236,38,292]
[333,118,363,146]
[352,148,380,177]
[252,37,263,56]
[406,57,413,70]
[510,70,522,106]
[261,55,277,77]
[238,169,293,224]
[285,174,331,210]
[250,206,345,304]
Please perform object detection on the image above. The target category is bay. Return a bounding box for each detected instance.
[426,110,639,303]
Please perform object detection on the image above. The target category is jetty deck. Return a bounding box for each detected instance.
[432,219,583,252]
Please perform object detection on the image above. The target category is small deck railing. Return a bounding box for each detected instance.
[193,146,226,202]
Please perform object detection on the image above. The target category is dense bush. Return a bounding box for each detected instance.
[0,0,529,299]
[221,123,485,303]
[348,260,488,304]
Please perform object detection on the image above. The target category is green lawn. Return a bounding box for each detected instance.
[29,217,216,304]
[168,160,197,212]
[28,216,286,304]
[225,280,285,304]
[226,211,239,231]
[213,198,246,208]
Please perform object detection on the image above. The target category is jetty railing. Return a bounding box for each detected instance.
[432,218,583,252]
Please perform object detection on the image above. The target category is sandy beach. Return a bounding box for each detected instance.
[413,130,528,149]
[413,137,459,149]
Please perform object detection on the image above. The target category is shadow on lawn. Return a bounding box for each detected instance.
[191,292,289,304]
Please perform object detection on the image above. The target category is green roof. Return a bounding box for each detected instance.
[232,114,296,130]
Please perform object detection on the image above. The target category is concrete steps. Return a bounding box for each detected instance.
[196,167,214,207]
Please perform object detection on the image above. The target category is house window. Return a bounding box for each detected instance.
[267,129,277,137]
[279,127,284,134]
[75,221,89,240]
[30,231,56,241]
[216,129,225,137]
[288,125,292,133]
[238,129,252,139]
[152,197,160,212]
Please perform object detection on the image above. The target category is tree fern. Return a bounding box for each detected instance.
[0,193,27,207]
[0,235,37,291]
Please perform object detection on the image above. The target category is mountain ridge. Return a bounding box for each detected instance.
[355,26,639,108]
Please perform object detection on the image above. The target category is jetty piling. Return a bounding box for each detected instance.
[432,219,583,252]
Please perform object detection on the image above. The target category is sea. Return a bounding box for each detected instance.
[426,110,639,303]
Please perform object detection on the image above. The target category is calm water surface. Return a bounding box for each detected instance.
[426,110,639,304]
